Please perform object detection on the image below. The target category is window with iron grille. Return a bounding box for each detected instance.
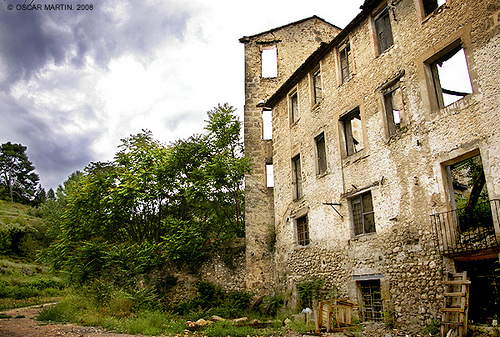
[351,191,375,236]
[296,215,309,246]
[359,280,383,322]
[375,8,394,54]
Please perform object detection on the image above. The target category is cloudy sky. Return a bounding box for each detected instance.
[0,0,364,190]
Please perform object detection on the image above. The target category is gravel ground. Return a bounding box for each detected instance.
[0,304,138,337]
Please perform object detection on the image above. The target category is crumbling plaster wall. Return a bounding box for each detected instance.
[241,18,341,292]
[268,0,499,329]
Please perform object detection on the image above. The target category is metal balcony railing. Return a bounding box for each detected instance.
[431,199,500,257]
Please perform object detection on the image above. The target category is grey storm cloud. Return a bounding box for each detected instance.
[0,92,98,188]
[0,0,193,189]
[0,0,191,88]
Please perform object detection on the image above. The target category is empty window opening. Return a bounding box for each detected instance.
[296,215,310,246]
[430,45,472,107]
[358,280,383,322]
[266,163,274,188]
[422,0,446,16]
[312,68,322,104]
[339,44,352,83]
[315,133,327,175]
[262,46,278,78]
[447,154,490,232]
[384,86,403,137]
[341,108,364,156]
[351,191,375,236]
[375,8,394,54]
[262,109,273,140]
[290,91,299,124]
[292,155,303,200]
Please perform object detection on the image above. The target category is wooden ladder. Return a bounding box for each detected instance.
[441,272,470,337]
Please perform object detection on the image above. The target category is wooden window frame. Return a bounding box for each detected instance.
[351,191,375,236]
[312,66,322,105]
[374,7,394,55]
[296,215,310,246]
[427,41,472,109]
[383,86,403,138]
[339,44,352,83]
[289,90,299,125]
[315,132,327,175]
[292,154,303,200]
[340,107,363,157]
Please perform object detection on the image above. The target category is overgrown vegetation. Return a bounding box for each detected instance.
[0,258,65,310]
[35,283,285,336]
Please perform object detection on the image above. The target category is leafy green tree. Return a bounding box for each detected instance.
[46,104,250,274]
[0,142,39,203]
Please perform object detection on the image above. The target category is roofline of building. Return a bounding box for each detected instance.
[238,15,341,43]
[261,1,381,108]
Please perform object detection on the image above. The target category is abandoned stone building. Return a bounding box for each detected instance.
[240,0,500,331]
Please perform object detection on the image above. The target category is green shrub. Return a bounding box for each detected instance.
[422,319,440,336]
[37,304,69,322]
[296,276,324,309]
[259,294,284,316]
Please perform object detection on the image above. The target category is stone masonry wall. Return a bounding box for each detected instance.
[241,17,341,292]
[263,0,500,332]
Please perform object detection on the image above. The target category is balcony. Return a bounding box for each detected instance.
[431,199,500,260]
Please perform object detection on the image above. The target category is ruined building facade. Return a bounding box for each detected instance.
[241,0,500,329]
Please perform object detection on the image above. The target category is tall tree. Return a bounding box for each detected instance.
[0,142,39,203]
[47,104,251,272]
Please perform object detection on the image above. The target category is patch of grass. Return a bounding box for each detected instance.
[0,257,66,311]
[205,321,260,337]
[117,311,182,336]
[0,313,12,319]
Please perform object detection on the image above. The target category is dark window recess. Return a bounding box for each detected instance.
[429,43,472,108]
[292,155,303,200]
[315,133,327,175]
[359,280,383,322]
[352,191,375,236]
[313,69,322,104]
[339,44,351,83]
[375,9,394,54]
[296,215,310,246]
[290,92,299,123]
[384,87,403,137]
[423,0,446,16]
[341,108,363,156]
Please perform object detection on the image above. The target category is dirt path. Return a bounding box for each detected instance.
[0,304,138,337]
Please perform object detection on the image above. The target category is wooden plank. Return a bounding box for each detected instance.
[444,292,466,297]
[441,307,465,313]
[441,322,463,326]
[442,280,471,285]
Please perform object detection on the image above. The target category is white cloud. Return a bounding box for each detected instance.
[0,0,364,189]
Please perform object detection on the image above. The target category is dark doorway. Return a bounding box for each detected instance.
[456,258,500,324]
